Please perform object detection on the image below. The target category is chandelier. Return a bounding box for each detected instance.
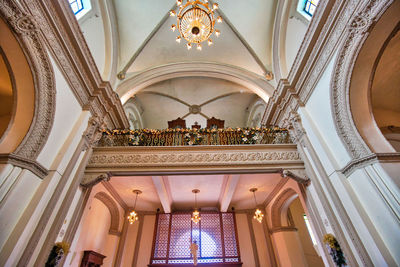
[191,189,201,224]
[127,190,142,224]
[170,0,222,50]
[250,188,264,223]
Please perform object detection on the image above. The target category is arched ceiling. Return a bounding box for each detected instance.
[114,0,277,76]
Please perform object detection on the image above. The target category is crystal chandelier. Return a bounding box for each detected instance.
[127,190,142,224]
[170,0,222,50]
[191,189,201,224]
[250,188,264,223]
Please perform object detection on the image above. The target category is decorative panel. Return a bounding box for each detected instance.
[150,212,241,265]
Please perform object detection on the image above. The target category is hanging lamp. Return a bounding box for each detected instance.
[191,189,201,224]
[250,188,264,223]
[127,190,142,224]
[170,0,222,50]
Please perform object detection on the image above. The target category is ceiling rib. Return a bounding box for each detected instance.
[219,174,241,212]
[209,0,270,76]
[118,3,177,79]
[151,176,172,213]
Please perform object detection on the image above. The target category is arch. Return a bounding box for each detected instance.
[0,1,56,174]
[116,62,274,104]
[94,191,120,235]
[330,0,397,159]
[270,188,298,228]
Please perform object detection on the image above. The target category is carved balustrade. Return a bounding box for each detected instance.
[97,128,291,147]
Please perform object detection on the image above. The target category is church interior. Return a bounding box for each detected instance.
[0,0,399,266]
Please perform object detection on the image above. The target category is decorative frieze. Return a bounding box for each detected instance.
[85,145,303,174]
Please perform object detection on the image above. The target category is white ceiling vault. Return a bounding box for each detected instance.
[77,0,310,129]
[106,173,286,213]
[110,0,279,129]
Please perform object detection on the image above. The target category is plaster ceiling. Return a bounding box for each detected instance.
[106,173,284,213]
[128,76,263,129]
[114,0,277,76]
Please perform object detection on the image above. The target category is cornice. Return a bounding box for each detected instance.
[341,153,400,176]
[0,153,48,178]
[20,0,129,129]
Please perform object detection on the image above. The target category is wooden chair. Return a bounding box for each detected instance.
[207,117,224,129]
[168,117,186,129]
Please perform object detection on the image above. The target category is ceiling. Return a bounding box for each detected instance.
[114,0,277,75]
[106,172,285,213]
[111,0,277,129]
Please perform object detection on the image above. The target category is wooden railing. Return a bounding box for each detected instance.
[97,128,291,147]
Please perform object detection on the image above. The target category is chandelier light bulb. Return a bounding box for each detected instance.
[127,190,142,225]
[176,36,181,43]
[253,209,264,223]
[170,1,220,50]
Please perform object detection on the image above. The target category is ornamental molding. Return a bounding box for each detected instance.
[94,191,121,236]
[0,153,48,177]
[86,145,303,174]
[81,172,111,188]
[330,0,393,159]
[262,0,378,127]
[270,226,298,234]
[17,0,128,129]
[341,153,400,176]
[0,0,56,171]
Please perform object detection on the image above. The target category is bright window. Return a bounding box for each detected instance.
[303,0,319,16]
[303,214,317,245]
[68,0,84,15]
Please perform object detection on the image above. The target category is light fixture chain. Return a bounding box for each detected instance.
[133,191,139,209]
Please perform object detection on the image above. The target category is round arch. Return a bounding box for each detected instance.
[0,2,56,164]
[270,188,298,228]
[331,0,399,158]
[94,191,120,235]
[116,62,274,105]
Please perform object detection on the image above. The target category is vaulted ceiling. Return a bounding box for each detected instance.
[78,0,310,129]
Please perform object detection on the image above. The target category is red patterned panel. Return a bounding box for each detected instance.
[153,214,170,259]
[222,213,239,257]
[200,213,223,258]
[169,213,192,259]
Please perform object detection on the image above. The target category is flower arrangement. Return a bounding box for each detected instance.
[323,234,346,267]
[240,129,260,144]
[45,242,70,267]
[184,131,203,145]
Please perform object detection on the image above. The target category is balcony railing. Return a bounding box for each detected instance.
[98,128,291,147]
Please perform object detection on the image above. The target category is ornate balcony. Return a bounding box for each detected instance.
[97,128,291,147]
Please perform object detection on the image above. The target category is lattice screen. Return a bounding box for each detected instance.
[150,212,241,264]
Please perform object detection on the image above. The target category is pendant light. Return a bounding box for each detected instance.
[191,189,201,224]
[250,188,264,223]
[127,190,142,224]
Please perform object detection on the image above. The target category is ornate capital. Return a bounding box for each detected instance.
[82,116,106,150]
[81,172,111,188]
[280,169,310,186]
